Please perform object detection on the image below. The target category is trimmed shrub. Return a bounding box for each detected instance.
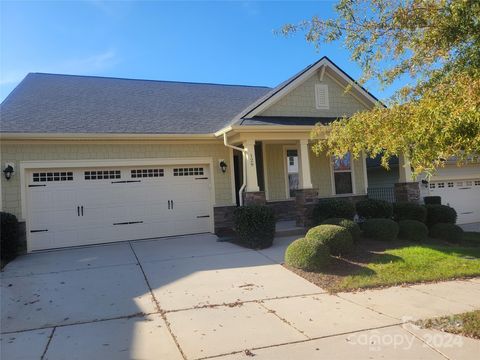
[312,199,355,225]
[1,212,19,264]
[284,237,330,271]
[425,204,457,227]
[234,206,275,249]
[306,224,354,256]
[393,202,427,223]
[321,218,361,243]
[362,218,399,241]
[398,220,428,242]
[429,223,464,243]
[424,196,441,205]
[356,199,393,219]
[462,232,480,247]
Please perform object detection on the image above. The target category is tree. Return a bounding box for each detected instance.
[281,0,480,177]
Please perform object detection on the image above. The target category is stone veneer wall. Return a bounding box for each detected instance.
[266,200,296,221]
[394,182,421,203]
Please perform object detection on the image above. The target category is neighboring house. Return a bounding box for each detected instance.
[367,155,480,225]
[0,56,477,252]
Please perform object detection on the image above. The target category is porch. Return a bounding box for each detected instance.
[222,128,369,228]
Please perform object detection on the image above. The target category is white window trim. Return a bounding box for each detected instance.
[283,145,299,199]
[315,83,329,110]
[330,154,356,196]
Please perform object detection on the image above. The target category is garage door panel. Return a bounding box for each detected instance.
[429,179,480,224]
[30,232,54,252]
[172,218,210,235]
[26,164,212,251]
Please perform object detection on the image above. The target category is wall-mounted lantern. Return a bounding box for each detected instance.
[219,160,228,173]
[3,164,14,180]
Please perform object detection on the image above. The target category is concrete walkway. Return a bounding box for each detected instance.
[1,234,479,359]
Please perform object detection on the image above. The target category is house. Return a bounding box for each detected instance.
[1,57,478,252]
[366,154,480,225]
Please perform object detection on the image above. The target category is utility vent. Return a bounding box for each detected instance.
[315,84,329,110]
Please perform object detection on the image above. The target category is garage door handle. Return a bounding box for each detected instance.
[168,200,171,209]
[81,206,84,216]
[171,200,174,209]
[77,206,80,216]
[30,229,48,233]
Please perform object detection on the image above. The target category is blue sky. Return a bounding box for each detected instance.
[1,1,401,102]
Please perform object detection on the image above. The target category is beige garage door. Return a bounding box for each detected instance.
[26,165,212,251]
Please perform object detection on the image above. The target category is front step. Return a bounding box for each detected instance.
[275,220,306,238]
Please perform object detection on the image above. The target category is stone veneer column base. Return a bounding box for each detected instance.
[394,182,421,203]
[243,191,266,206]
[295,188,319,227]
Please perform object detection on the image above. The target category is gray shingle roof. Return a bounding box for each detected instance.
[0,73,271,134]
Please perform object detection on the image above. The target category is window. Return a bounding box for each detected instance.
[475,180,480,186]
[173,167,204,176]
[33,171,73,182]
[438,182,444,188]
[429,183,436,189]
[131,169,164,178]
[315,84,329,109]
[333,153,353,194]
[286,149,299,198]
[456,181,463,187]
[466,180,472,186]
[447,182,454,187]
[85,170,121,180]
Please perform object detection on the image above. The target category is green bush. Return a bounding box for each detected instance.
[362,218,399,241]
[424,196,441,205]
[398,220,428,242]
[233,206,275,249]
[462,232,480,247]
[306,224,354,256]
[284,237,330,271]
[393,202,427,223]
[312,199,355,225]
[425,204,457,227]
[321,218,361,242]
[356,199,393,219]
[1,212,19,264]
[429,223,464,243]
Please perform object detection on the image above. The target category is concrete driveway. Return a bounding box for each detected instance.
[1,234,479,359]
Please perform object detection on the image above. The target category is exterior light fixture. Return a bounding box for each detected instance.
[219,160,227,173]
[3,164,14,180]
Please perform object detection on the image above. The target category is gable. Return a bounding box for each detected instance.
[258,68,369,118]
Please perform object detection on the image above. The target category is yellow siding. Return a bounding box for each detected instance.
[309,149,333,197]
[0,142,234,218]
[264,145,367,201]
[264,144,287,201]
[259,72,368,118]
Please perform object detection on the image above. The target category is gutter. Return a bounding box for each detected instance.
[223,132,247,206]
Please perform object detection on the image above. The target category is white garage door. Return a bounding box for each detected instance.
[26,165,212,251]
[428,179,480,224]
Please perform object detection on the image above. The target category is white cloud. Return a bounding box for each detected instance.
[0,49,118,86]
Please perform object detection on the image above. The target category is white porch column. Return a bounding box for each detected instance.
[243,139,260,192]
[298,139,313,189]
[398,153,413,182]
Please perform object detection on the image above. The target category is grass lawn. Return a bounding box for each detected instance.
[285,238,480,292]
[417,310,480,339]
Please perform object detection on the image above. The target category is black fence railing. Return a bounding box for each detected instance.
[367,187,396,203]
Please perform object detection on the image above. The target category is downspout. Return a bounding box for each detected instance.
[223,132,247,206]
